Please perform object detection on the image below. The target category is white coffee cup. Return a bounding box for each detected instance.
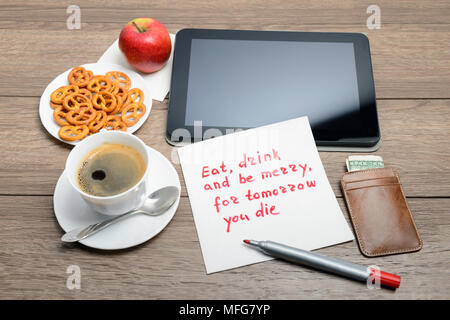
[65,130,151,216]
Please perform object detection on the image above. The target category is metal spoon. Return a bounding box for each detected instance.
[61,186,179,243]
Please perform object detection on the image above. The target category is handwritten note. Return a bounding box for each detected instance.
[178,117,354,274]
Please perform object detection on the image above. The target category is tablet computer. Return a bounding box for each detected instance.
[167,29,380,151]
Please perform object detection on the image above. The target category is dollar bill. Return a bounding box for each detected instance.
[346,155,384,172]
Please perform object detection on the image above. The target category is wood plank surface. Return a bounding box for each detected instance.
[0,1,449,98]
[0,0,449,300]
[1,0,449,25]
[1,196,448,299]
[0,98,448,197]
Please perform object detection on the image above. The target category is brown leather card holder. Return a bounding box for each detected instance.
[341,167,422,257]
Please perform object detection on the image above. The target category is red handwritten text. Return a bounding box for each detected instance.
[213,195,239,213]
[202,161,228,178]
[203,176,230,191]
[223,213,250,233]
[255,202,280,217]
[239,149,281,168]
[239,173,254,184]
[261,163,311,180]
[244,181,317,201]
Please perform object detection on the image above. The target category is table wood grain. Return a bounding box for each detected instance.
[0,0,449,299]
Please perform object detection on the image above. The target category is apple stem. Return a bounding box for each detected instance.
[132,21,145,33]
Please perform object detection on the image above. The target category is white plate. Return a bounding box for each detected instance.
[53,146,180,250]
[39,62,152,146]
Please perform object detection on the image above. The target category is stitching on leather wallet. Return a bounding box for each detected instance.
[342,168,395,182]
[342,176,398,184]
[345,182,400,192]
[343,167,393,176]
[341,178,371,256]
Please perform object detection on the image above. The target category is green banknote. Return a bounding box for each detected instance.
[346,155,384,172]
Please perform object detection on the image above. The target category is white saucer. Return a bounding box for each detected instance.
[39,62,152,146]
[53,146,180,250]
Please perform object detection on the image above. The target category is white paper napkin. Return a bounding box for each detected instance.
[98,33,175,101]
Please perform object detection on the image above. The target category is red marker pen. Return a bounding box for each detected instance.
[244,240,401,289]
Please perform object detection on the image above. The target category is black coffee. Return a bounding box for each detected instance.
[77,144,146,197]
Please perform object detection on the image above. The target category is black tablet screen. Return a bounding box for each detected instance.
[184,39,361,132]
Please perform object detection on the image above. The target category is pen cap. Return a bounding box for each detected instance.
[370,268,401,289]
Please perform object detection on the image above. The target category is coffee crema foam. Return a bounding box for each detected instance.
[77,144,146,197]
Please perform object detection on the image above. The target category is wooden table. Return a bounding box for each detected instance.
[1,0,449,299]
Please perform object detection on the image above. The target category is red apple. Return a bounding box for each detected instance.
[119,18,171,73]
